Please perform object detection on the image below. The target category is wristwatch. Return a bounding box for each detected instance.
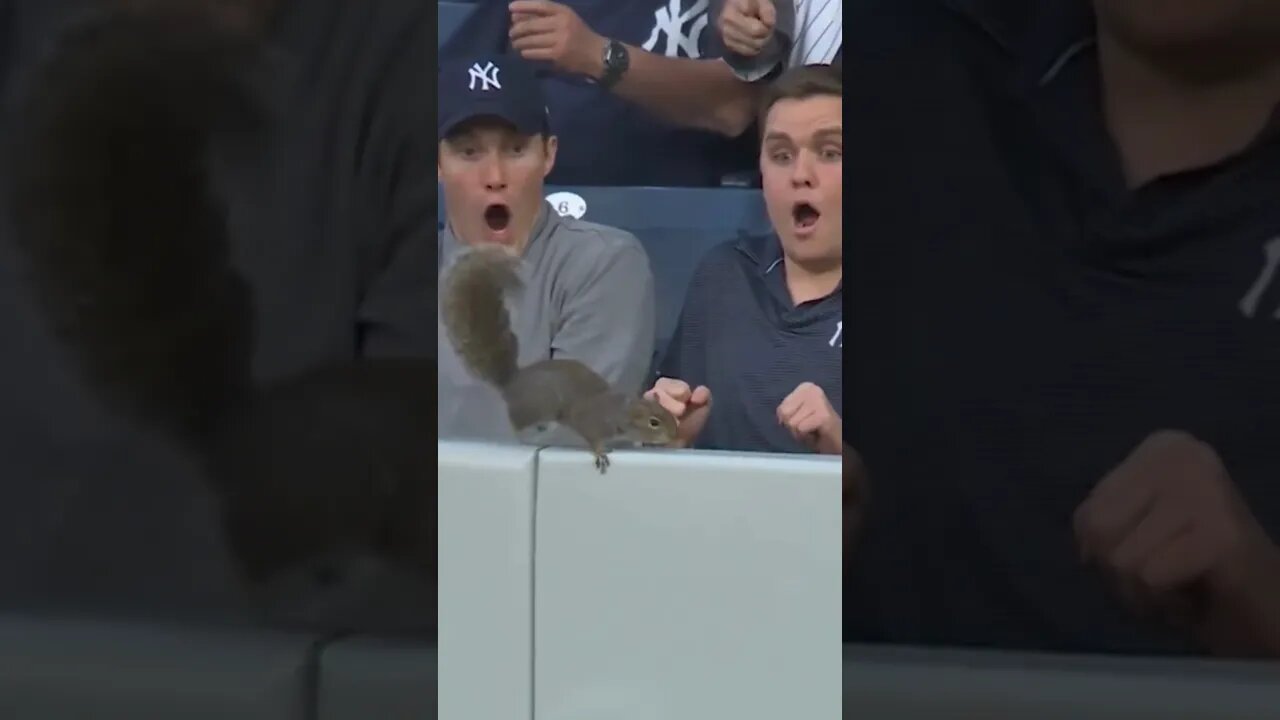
[599,39,630,90]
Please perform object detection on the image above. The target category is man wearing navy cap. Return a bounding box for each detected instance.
[437,55,659,440]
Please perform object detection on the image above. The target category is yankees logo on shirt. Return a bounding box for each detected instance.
[642,0,711,58]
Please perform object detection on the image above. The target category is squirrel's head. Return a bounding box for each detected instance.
[623,397,679,447]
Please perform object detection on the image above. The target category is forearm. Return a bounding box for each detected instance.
[612,276,659,395]
[584,40,757,137]
[560,336,650,396]
[554,247,657,394]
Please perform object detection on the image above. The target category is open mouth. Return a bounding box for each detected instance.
[484,204,512,232]
[792,202,820,230]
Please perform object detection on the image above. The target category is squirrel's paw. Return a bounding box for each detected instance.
[593,452,611,474]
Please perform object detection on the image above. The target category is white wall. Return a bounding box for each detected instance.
[437,442,843,720]
[437,441,538,720]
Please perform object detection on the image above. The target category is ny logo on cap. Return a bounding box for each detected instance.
[468,62,501,91]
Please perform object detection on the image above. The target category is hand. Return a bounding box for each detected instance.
[509,0,607,79]
[718,0,777,58]
[645,378,712,448]
[776,382,842,455]
[1074,430,1280,653]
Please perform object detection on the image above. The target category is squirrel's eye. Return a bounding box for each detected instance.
[648,417,661,428]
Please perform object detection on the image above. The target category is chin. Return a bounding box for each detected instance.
[782,241,841,268]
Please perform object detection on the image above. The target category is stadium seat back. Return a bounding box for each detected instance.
[438,184,770,364]
[437,2,476,47]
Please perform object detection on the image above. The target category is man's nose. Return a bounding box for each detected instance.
[790,151,817,188]
[481,157,508,190]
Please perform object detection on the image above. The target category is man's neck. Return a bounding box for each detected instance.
[783,257,841,306]
[1097,34,1280,187]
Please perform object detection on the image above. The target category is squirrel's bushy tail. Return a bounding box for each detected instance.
[5,6,264,442]
[441,247,522,388]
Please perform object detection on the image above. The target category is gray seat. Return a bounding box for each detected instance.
[0,614,316,720]
[317,636,438,720]
[843,644,1280,719]
[538,186,770,360]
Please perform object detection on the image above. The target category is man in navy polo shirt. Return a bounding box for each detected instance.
[646,64,843,456]
[846,0,1280,656]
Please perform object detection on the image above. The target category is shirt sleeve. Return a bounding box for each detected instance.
[352,4,438,359]
[551,239,658,397]
[792,0,843,67]
[718,0,797,82]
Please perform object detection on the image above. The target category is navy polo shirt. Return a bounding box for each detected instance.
[657,233,843,453]
[845,0,1280,654]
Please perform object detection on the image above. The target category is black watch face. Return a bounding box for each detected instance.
[601,41,627,85]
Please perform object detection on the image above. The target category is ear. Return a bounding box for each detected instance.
[541,135,558,179]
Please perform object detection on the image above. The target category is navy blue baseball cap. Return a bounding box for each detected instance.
[438,55,549,140]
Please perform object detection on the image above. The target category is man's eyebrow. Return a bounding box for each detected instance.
[764,126,843,143]
[443,132,480,146]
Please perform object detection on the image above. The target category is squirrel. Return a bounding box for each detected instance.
[441,246,677,472]
[4,4,435,631]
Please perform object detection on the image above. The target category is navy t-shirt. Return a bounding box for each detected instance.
[845,0,1280,654]
[658,233,843,452]
[440,0,754,187]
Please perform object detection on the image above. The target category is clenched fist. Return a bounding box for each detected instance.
[1074,430,1280,655]
[509,0,606,79]
[777,381,842,455]
[718,0,777,57]
[645,377,712,448]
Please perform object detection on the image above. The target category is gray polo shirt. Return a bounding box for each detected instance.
[437,203,657,442]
